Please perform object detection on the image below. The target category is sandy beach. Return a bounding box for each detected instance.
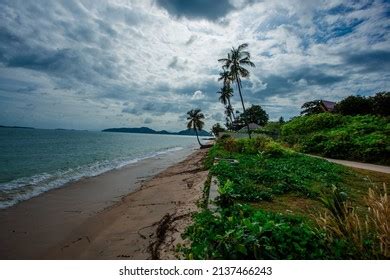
[0,147,209,259]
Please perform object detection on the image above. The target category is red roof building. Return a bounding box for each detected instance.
[320,100,336,112]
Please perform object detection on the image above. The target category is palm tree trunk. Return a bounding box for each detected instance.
[227,98,236,120]
[195,128,202,147]
[225,106,234,124]
[236,78,251,139]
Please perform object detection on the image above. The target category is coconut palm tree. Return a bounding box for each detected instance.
[217,85,235,122]
[218,70,236,120]
[218,43,255,138]
[218,70,232,87]
[186,108,205,147]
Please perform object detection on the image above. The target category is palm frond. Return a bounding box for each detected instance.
[239,57,255,67]
[239,51,250,58]
[217,58,230,63]
[237,43,249,51]
[239,67,250,78]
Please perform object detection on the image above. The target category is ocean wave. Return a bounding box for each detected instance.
[0,146,185,209]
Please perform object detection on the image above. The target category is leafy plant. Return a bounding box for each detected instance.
[181,204,351,259]
[217,180,237,207]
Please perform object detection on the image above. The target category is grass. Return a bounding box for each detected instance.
[180,136,390,259]
[316,185,389,259]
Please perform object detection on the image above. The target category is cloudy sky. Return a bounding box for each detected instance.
[0,0,389,131]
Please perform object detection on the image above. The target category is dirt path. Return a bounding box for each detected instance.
[310,155,390,174]
[43,148,209,259]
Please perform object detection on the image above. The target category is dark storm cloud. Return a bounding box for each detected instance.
[250,66,346,100]
[1,35,119,84]
[122,100,188,117]
[121,93,215,117]
[0,1,138,101]
[1,31,105,84]
[156,0,235,20]
[254,75,292,96]
[288,67,345,85]
[0,28,23,60]
[6,48,81,72]
[342,50,390,73]
[178,80,220,100]
[0,76,39,94]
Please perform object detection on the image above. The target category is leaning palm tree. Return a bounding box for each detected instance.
[186,108,205,147]
[217,85,235,122]
[218,43,255,138]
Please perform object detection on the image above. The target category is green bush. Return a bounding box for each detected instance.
[254,122,282,139]
[238,136,272,154]
[281,113,390,165]
[282,113,345,140]
[263,141,291,157]
[181,204,352,259]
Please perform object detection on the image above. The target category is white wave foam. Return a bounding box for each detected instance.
[0,146,185,209]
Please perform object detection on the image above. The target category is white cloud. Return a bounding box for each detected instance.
[191,90,205,100]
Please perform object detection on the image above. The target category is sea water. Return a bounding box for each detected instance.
[0,128,199,209]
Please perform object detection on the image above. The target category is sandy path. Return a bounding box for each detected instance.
[43,148,209,259]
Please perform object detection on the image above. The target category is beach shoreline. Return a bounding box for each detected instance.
[0,146,208,259]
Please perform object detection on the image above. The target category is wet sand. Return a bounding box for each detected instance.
[0,147,209,259]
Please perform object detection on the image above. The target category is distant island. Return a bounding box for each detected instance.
[0,125,34,129]
[102,127,211,136]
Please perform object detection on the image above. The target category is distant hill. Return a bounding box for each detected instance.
[0,125,34,129]
[103,127,157,134]
[102,127,211,136]
[177,128,211,136]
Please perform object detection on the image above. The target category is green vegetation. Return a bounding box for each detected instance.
[208,139,346,203]
[180,136,389,259]
[211,123,225,137]
[334,92,390,117]
[300,92,389,117]
[253,121,283,139]
[281,113,390,165]
[204,136,352,207]
[237,104,269,127]
[334,95,374,116]
[181,204,334,259]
